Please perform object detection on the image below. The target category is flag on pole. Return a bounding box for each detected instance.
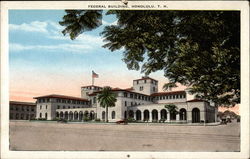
[92,71,99,78]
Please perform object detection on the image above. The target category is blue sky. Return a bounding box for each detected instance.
[9,10,170,101]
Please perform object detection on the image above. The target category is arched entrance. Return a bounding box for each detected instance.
[143,110,149,121]
[102,111,105,120]
[60,112,63,119]
[84,111,89,119]
[79,111,83,121]
[90,111,95,120]
[74,111,78,120]
[192,108,200,123]
[136,110,141,121]
[128,110,134,118]
[64,111,68,120]
[152,109,158,121]
[56,112,59,118]
[179,108,187,120]
[160,109,167,120]
[170,112,176,120]
[69,111,73,120]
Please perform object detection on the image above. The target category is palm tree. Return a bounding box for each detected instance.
[97,86,117,123]
[165,104,179,121]
[59,10,102,40]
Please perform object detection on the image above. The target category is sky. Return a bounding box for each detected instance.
[9,10,182,102]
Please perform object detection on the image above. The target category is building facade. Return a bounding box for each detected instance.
[9,101,36,120]
[34,76,217,123]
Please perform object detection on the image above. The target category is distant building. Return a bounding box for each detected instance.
[34,76,217,123]
[9,101,36,120]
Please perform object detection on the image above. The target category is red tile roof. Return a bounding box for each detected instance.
[187,99,205,102]
[10,101,36,106]
[33,94,89,102]
[133,76,158,82]
[151,91,186,96]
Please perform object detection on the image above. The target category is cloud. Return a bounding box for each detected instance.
[9,21,48,33]
[10,43,92,53]
[9,20,106,54]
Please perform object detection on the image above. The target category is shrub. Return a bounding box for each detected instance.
[83,116,90,121]
[127,117,136,123]
[95,118,101,122]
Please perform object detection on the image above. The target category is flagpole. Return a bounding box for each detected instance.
[92,76,94,85]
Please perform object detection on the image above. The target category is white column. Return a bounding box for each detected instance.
[158,112,161,120]
[167,111,170,122]
[149,111,152,122]
[176,114,180,121]
[134,112,136,120]
[141,112,144,121]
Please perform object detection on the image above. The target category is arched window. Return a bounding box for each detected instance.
[143,110,149,121]
[102,111,105,120]
[112,111,115,119]
[136,110,141,120]
[160,109,167,120]
[152,109,158,121]
[179,108,187,120]
[192,108,200,123]
[45,113,47,119]
[39,113,42,118]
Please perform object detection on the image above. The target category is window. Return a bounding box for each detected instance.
[16,113,19,119]
[46,99,49,102]
[21,106,24,111]
[46,105,48,109]
[144,80,146,83]
[45,113,47,119]
[31,107,34,111]
[131,102,133,106]
[125,101,127,107]
[21,114,24,119]
[140,86,144,91]
[63,106,65,109]
[93,97,96,103]
[26,106,29,111]
[39,113,42,118]
[26,114,29,120]
[183,94,186,98]
[136,81,139,84]
[112,111,115,119]
[153,87,156,92]
[124,92,128,97]
[68,106,70,108]
[57,105,60,109]
[40,105,42,109]
[130,94,133,98]
[173,95,176,99]
[73,106,75,108]
[67,100,71,103]
[16,107,19,111]
[169,95,172,99]
[134,94,137,99]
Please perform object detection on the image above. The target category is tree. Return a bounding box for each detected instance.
[97,86,117,122]
[165,104,179,120]
[59,10,240,106]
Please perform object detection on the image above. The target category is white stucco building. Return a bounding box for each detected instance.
[34,76,217,123]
